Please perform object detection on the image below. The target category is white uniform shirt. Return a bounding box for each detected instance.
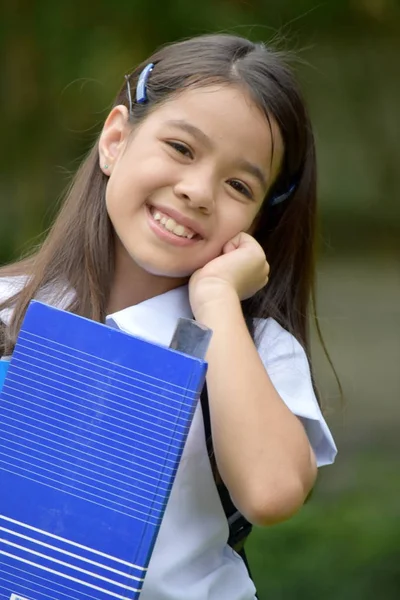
[0,277,337,600]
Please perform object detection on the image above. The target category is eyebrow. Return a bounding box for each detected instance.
[236,159,268,191]
[165,119,268,190]
[165,119,213,149]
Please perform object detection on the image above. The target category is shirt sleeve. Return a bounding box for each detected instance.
[255,318,337,467]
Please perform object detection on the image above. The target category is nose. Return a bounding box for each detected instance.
[173,170,215,213]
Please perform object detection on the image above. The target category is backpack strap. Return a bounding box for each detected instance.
[0,320,10,389]
[200,386,253,555]
[200,386,257,596]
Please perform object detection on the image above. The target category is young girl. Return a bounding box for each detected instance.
[0,34,337,599]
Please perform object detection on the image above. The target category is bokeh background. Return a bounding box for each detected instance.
[1,1,399,598]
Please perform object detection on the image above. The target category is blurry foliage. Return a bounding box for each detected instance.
[248,455,400,598]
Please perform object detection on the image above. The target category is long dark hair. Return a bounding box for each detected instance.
[0,34,332,400]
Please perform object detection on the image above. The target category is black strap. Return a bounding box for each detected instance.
[200,388,258,596]
[200,386,253,556]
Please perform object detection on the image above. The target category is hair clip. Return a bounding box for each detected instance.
[136,63,154,104]
[125,74,133,114]
[270,183,296,206]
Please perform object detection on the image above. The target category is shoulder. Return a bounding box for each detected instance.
[0,276,27,301]
[254,316,313,399]
[254,317,307,369]
[0,276,74,325]
[254,317,314,411]
[0,276,28,324]
[254,317,337,466]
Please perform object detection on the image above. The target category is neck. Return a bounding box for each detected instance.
[107,245,188,314]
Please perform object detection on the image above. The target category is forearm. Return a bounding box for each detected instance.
[195,290,317,525]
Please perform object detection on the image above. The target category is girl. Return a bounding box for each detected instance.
[0,34,337,599]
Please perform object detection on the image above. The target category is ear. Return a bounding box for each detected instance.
[98,105,130,175]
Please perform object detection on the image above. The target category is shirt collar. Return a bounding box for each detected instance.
[0,276,192,348]
[106,285,192,346]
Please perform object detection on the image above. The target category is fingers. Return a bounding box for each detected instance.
[218,232,270,298]
[222,231,259,254]
[223,232,269,269]
[222,233,242,254]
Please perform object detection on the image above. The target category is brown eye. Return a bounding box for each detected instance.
[228,179,253,199]
[166,141,193,159]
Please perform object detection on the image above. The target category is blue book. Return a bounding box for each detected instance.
[0,301,209,600]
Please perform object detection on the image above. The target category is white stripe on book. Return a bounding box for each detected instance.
[0,454,166,520]
[0,442,172,506]
[0,516,147,571]
[16,338,195,402]
[0,465,163,524]
[0,421,174,490]
[1,405,181,466]
[3,378,189,437]
[0,539,140,591]
[0,438,170,505]
[10,354,193,421]
[17,330,198,393]
[2,564,99,600]
[1,398,182,461]
[0,528,144,582]
[2,420,177,469]
[0,550,141,598]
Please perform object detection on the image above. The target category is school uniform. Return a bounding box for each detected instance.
[0,276,337,600]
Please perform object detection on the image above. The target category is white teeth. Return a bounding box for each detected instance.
[174,224,186,236]
[165,218,176,231]
[150,207,197,239]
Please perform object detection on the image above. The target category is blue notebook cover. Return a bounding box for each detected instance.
[0,301,207,600]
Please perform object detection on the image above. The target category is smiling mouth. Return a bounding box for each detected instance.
[149,207,202,240]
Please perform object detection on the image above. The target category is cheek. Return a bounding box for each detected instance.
[105,164,128,210]
[106,157,175,215]
[104,181,124,225]
[246,218,257,236]
[104,169,143,221]
[245,204,265,235]
[217,204,259,241]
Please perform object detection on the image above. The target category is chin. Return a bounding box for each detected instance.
[150,267,193,279]
[134,257,195,279]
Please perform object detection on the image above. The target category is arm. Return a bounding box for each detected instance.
[190,234,317,526]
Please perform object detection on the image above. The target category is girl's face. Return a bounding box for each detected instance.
[99,84,283,280]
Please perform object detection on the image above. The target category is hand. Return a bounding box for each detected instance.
[189,232,269,318]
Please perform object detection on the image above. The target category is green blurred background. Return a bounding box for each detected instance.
[1,1,399,598]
